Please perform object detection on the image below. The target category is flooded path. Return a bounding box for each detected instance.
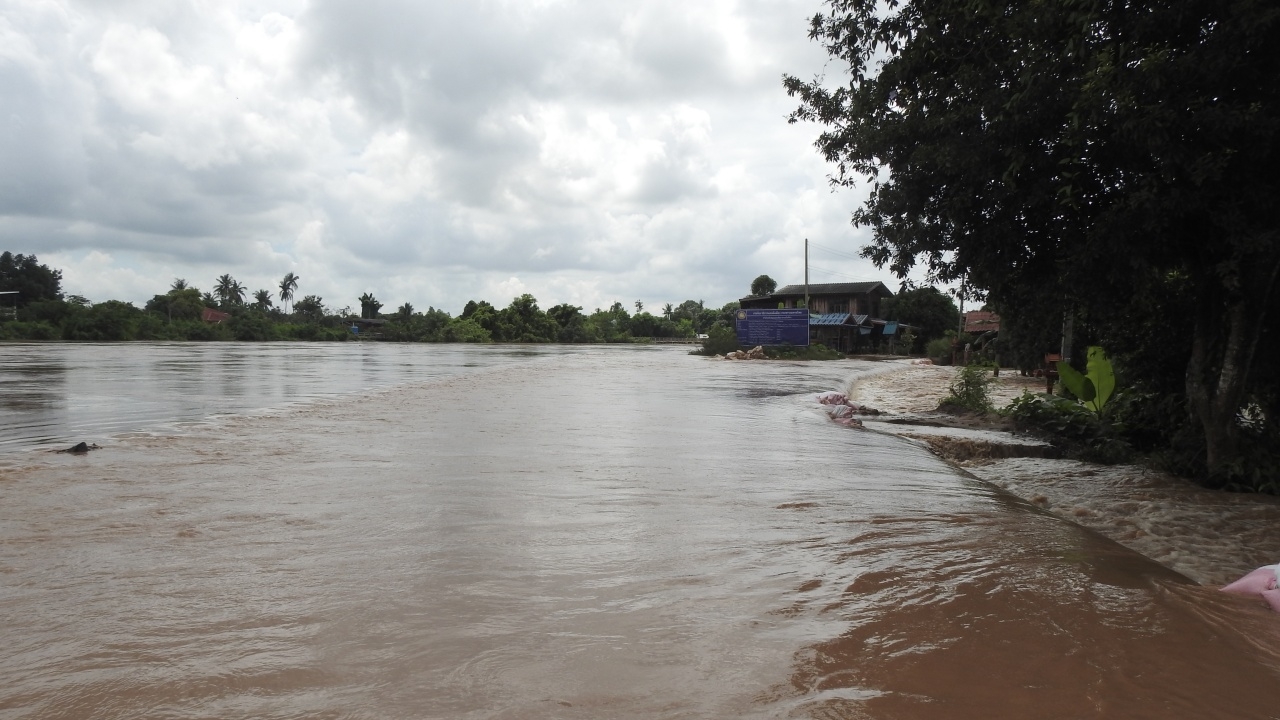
[1,345,1278,718]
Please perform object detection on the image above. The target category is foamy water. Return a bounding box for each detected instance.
[2,345,1278,719]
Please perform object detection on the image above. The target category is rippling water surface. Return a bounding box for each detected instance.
[1,344,1278,719]
[0,343,551,452]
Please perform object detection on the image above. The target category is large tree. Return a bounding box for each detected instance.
[0,252,63,306]
[750,274,778,297]
[785,0,1280,483]
[879,286,958,352]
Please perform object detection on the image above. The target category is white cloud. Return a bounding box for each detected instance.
[0,0,915,316]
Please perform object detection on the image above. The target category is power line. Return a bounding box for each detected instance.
[807,239,864,262]
[809,264,870,282]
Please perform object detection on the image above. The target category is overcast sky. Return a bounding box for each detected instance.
[1,0,904,315]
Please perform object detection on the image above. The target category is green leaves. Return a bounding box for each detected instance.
[1057,361,1094,401]
[1086,345,1115,410]
[1057,346,1116,416]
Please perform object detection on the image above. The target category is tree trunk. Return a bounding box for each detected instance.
[1185,259,1280,481]
[1186,302,1243,479]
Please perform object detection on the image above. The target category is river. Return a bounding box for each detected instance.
[1,343,1277,718]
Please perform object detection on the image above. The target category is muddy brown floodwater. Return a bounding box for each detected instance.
[1,345,1278,719]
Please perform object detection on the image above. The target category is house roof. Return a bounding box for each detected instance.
[201,307,231,324]
[771,282,892,297]
[964,311,1001,334]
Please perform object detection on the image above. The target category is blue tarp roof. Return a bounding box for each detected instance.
[809,313,878,327]
[809,313,850,326]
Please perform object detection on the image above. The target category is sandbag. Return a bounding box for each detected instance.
[1221,564,1280,612]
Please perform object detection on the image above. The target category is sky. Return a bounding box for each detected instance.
[0,0,907,316]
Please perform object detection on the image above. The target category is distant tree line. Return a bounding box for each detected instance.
[0,252,739,344]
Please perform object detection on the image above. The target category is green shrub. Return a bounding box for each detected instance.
[939,364,994,412]
[441,318,492,343]
[925,336,953,365]
[175,321,228,341]
[1212,432,1280,494]
[230,313,277,341]
[897,329,917,355]
[692,326,741,356]
[1005,391,1135,464]
[763,343,843,360]
[1006,391,1099,440]
[0,320,60,340]
[61,301,142,341]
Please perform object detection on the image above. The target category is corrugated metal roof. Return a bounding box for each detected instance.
[772,282,891,296]
[809,313,851,326]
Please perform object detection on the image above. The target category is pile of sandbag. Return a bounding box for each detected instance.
[815,390,880,428]
[719,346,767,360]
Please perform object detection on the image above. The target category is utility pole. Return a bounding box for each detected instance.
[1061,306,1074,364]
[804,238,809,312]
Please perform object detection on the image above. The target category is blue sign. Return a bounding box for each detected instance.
[734,309,810,347]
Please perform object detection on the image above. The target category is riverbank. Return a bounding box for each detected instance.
[851,359,1280,587]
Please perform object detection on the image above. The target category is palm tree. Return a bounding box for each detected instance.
[358,292,383,319]
[397,302,414,322]
[278,272,299,314]
[662,303,673,320]
[214,274,246,308]
[253,289,273,310]
[171,278,188,292]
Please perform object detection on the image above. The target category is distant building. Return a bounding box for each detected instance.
[739,281,894,317]
[963,311,1001,335]
[201,308,231,324]
[739,281,906,354]
[349,318,388,335]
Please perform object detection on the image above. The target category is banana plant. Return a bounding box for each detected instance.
[1057,346,1116,417]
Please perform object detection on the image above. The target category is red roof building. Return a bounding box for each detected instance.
[201,307,232,324]
[963,311,1001,334]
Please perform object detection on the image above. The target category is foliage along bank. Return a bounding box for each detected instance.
[0,252,738,344]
